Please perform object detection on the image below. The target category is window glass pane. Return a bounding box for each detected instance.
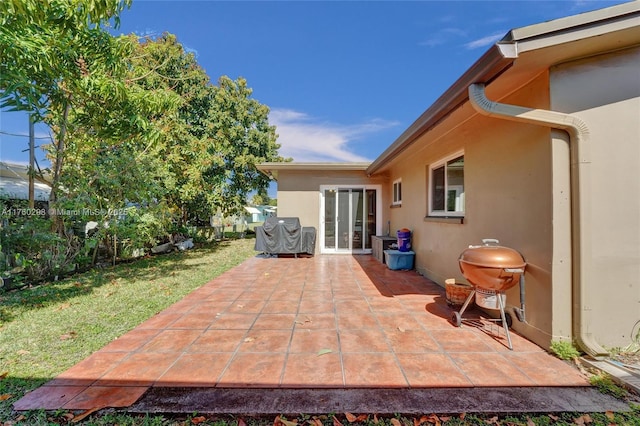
[446,156,464,212]
[398,182,402,202]
[432,165,445,211]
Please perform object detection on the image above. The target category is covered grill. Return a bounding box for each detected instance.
[254,217,316,257]
[451,239,526,349]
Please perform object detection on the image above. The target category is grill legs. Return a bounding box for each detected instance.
[450,288,514,350]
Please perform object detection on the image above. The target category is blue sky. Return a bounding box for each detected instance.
[0,0,628,167]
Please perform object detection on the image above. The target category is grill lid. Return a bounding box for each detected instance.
[458,239,526,269]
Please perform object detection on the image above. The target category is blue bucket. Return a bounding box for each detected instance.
[397,229,411,252]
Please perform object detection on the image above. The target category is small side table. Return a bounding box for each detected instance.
[371,235,397,263]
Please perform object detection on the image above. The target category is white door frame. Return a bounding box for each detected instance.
[319,184,382,254]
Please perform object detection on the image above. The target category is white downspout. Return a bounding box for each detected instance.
[468,83,608,358]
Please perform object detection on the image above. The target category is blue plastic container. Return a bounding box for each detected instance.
[397,229,411,252]
[384,250,415,270]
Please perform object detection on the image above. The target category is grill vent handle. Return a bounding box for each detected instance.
[481,239,500,246]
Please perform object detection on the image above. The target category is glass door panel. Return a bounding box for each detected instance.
[337,189,350,249]
[321,186,378,253]
[324,189,336,249]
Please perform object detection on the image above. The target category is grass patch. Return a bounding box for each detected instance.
[0,238,256,423]
[549,340,581,360]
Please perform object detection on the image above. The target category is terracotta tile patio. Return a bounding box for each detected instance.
[14,254,588,411]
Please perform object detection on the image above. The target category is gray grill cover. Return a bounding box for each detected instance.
[254,217,316,255]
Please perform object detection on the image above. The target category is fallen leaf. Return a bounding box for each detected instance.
[0,372,8,380]
[243,337,256,343]
[527,418,536,426]
[605,411,614,420]
[317,348,333,356]
[439,417,450,423]
[391,418,402,426]
[0,394,12,401]
[308,418,323,426]
[238,418,248,426]
[373,414,379,424]
[62,412,75,421]
[191,416,207,424]
[459,413,466,420]
[333,415,344,426]
[71,406,103,423]
[60,331,77,340]
[355,414,368,422]
[398,326,406,333]
[276,415,298,426]
[484,416,499,425]
[16,350,29,355]
[425,414,441,425]
[548,414,559,421]
[345,413,357,422]
[55,302,71,311]
[15,414,26,422]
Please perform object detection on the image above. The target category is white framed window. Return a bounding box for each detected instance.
[392,179,402,206]
[429,152,464,216]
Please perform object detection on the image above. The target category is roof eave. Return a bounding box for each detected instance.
[366,43,515,176]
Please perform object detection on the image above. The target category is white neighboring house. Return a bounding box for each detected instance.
[0,162,51,202]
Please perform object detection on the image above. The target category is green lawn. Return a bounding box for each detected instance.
[0,237,638,425]
[0,238,257,424]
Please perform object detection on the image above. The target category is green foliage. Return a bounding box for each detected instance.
[550,340,581,360]
[589,373,628,399]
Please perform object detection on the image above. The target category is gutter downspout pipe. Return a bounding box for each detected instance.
[468,83,608,358]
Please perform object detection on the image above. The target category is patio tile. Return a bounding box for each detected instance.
[501,352,589,386]
[63,385,148,409]
[429,328,496,352]
[137,312,182,329]
[339,328,393,353]
[99,329,160,352]
[290,329,340,353]
[396,353,473,387]
[448,352,536,386]
[238,329,293,352]
[169,312,219,329]
[375,312,424,331]
[298,297,335,314]
[188,329,248,353]
[337,312,379,329]
[138,329,203,352]
[342,353,408,387]
[49,351,130,386]
[383,328,441,353]
[156,353,233,387]
[282,353,344,386]
[295,313,336,329]
[13,385,87,410]
[97,352,180,386]
[217,353,286,387]
[209,312,258,329]
[227,299,267,313]
[262,299,299,314]
[252,313,297,329]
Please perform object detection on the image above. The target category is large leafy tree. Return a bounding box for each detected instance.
[127,34,286,223]
[0,0,177,233]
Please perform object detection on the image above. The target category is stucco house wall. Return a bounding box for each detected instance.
[275,169,388,253]
[383,72,562,348]
[550,46,640,347]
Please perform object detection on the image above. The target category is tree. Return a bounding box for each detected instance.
[0,0,177,234]
[127,34,287,223]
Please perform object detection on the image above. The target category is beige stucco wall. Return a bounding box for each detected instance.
[382,72,558,348]
[550,46,640,348]
[276,170,388,253]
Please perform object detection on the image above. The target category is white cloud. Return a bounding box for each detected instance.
[464,30,506,49]
[420,27,467,48]
[269,108,399,162]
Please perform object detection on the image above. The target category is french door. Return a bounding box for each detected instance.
[320,186,380,254]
